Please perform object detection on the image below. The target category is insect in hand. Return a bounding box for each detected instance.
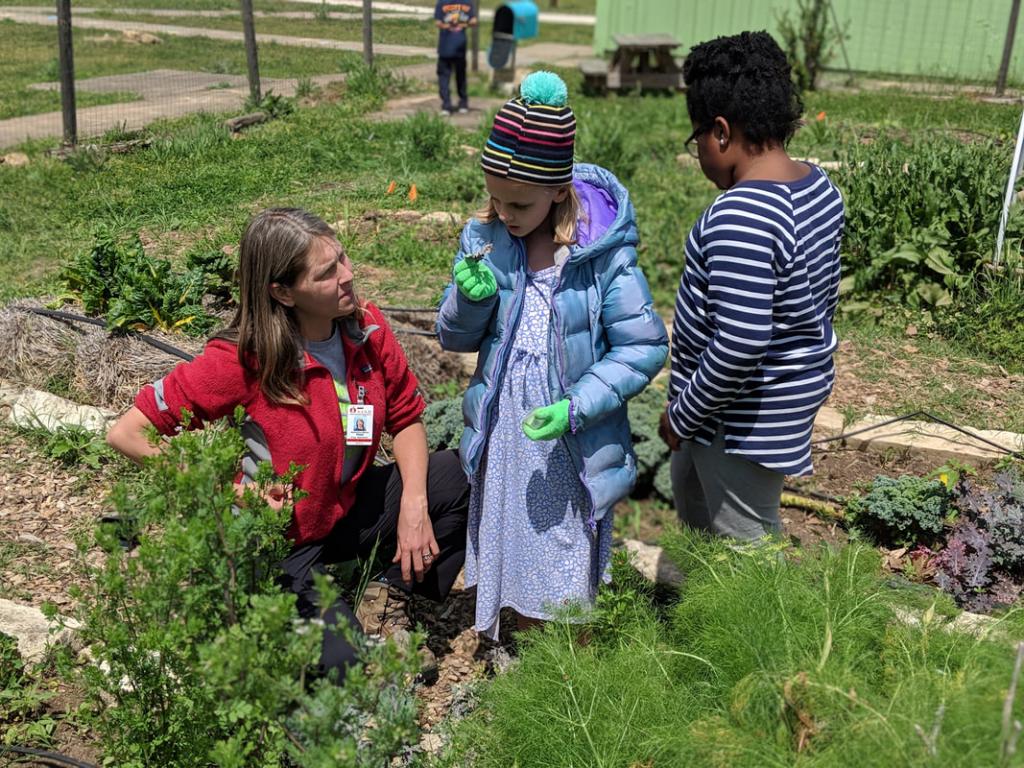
[464,243,493,262]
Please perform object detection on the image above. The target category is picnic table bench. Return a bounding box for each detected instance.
[580,34,685,94]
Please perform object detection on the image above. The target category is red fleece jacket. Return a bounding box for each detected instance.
[134,303,426,546]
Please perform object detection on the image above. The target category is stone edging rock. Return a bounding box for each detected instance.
[814,405,1024,467]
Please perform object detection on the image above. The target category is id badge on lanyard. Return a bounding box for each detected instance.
[346,385,373,446]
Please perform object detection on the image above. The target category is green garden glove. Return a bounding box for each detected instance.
[522,399,572,441]
[453,258,497,302]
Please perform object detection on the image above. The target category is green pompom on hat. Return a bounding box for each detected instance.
[519,71,569,107]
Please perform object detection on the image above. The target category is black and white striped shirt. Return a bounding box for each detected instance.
[668,164,844,476]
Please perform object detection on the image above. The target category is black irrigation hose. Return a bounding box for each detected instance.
[22,307,194,362]
[22,306,438,349]
[811,409,1024,461]
[0,744,99,768]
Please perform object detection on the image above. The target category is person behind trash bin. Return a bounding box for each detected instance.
[436,71,668,638]
[658,31,845,540]
[106,207,469,683]
[434,0,477,116]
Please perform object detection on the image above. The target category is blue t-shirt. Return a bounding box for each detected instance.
[435,1,475,58]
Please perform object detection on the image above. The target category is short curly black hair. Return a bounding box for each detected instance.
[682,31,803,148]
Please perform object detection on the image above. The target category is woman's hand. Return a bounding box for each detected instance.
[659,409,681,451]
[393,493,440,583]
[233,482,290,510]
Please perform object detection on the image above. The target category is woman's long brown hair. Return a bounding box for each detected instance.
[215,208,337,405]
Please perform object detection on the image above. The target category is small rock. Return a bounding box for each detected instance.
[0,598,79,664]
[17,533,44,545]
[460,144,479,156]
[905,324,918,337]
[421,211,461,226]
[622,539,684,588]
[122,29,162,44]
[419,733,444,753]
[391,210,423,223]
[1,152,29,167]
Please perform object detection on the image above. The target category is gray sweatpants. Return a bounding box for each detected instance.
[671,430,785,541]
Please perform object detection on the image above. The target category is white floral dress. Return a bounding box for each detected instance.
[465,265,614,639]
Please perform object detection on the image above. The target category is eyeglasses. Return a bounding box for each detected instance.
[684,126,707,159]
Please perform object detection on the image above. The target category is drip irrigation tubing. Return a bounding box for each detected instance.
[0,745,99,768]
[19,306,438,353]
[22,307,194,362]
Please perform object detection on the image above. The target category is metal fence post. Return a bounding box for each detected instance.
[997,0,1022,96]
[56,0,76,146]
[240,0,261,104]
[363,0,373,67]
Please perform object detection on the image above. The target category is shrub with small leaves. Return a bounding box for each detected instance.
[69,411,420,767]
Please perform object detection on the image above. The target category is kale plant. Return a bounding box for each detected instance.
[929,470,1024,612]
[424,397,464,452]
[846,474,951,548]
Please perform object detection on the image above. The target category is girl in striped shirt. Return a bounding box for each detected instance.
[659,31,845,540]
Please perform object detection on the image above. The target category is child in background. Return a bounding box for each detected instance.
[660,31,845,540]
[434,0,477,116]
[437,71,667,637]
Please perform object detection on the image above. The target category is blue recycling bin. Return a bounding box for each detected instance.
[488,1,539,71]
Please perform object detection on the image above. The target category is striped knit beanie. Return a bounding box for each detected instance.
[481,71,576,186]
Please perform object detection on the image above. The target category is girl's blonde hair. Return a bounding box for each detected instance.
[476,183,584,247]
[215,207,363,405]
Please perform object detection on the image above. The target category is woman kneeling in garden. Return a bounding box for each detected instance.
[107,207,469,682]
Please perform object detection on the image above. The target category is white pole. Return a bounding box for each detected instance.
[996,107,1024,263]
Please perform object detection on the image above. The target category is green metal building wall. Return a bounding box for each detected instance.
[592,0,1024,85]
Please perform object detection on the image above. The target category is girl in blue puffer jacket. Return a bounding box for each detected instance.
[436,71,668,638]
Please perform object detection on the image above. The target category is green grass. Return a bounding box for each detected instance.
[442,529,1024,768]
[833,316,1024,434]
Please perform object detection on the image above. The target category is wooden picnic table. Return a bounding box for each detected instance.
[580,33,684,93]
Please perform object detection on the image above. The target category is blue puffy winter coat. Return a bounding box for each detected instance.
[436,163,668,523]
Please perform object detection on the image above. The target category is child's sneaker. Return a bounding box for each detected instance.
[356,581,439,683]
[457,106,469,114]
[440,108,453,117]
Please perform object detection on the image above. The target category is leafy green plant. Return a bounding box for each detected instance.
[31,424,112,469]
[834,137,1024,312]
[847,474,952,547]
[402,111,456,164]
[0,632,57,747]
[777,0,846,92]
[341,61,411,108]
[185,245,237,303]
[244,89,295,119]
[61,227,214,335]
[68,412,420,767]
[295,76,320,100]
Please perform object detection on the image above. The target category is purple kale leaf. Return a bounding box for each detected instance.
[934,519,997,612]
